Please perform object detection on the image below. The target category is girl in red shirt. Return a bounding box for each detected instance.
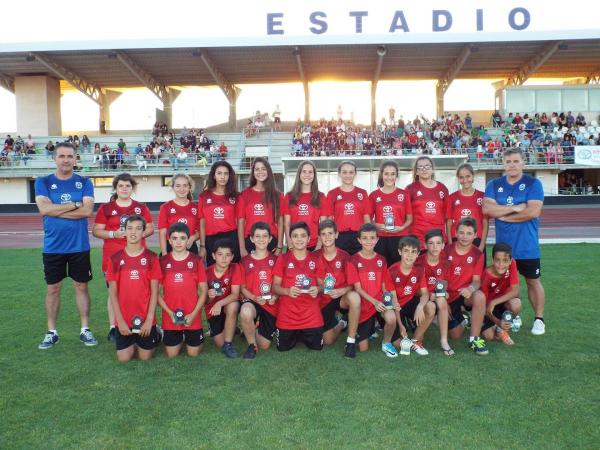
[198,161,240,266]
[446,163,488,252]
[369,161,413,266]
[237,157,283,257]
[327,161,371,255]
[283,160,331,251]
[158,173,200,255]
[406,156,449,248]
[92,173,154,342]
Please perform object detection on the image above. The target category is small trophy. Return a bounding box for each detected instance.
[382,291,394,310]
[211,280,223,296]
[298,275,312,293]
[384,215,395,231]
[400,337,412,356]
[131,316,143,334]
[260,282,272,301]
[501,310,514,324]
[173,308,187,326]
[323,273,336,294]
[511,315,522,332]
[435,280,447,298]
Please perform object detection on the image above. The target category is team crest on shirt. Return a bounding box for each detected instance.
[170,208,176,214]
[404,286,413,295]
[112,210,117,215]
[229,198,236,205]
[309,261,316,270]
[175,273,183,283]
[439,191,445,198]
[519,184,526,191]
[192,208,197,215]
[461,209,472,217]
[477,198,483,206]
[130,270,139,280]
[268,259,274,267]
[134,207,142,214]
[416,191,423,197]
[224,278,230,285]
[335,261,342,269]
[377,260,383,267]
[288,262,295,269]
[51,184,58,189]
[454,266,461,275]
[498,187,504,193]
[75,182,82,189]
[141,258,147,266]
[436,268,442,275]
[398,194,404,202]
[214,207,225,219]
[411,276,417,283]
[337,194,342,200]
[368,271,376,280]
[206,198,212,204]
[187,261,194,268]
[357,193,363,200]
[467,256,473,264]
[60,193,72,203]
[259,270,267,280]
[504,271,510,278]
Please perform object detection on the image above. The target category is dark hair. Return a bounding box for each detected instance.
[318,219,337,234]
[250,221,271,236]
[110,173,137,201]
[211,238,235,255]
[249,157,280,221]
[54,141,76,155]
[290,221,310,237]
[125,214,146,231]
[358,222,378,237]
[168,222,190,237]
[457,216,477,233]
[456,163,474,177]
[203,161,238,200]
[412,156,435,182]
[492,242,512,258]
[377,161,399,188]
[503,148,524,158]
[398,235,421,251]
[288,160,320,208]
[337,160,357,174]
[424,228,444,243]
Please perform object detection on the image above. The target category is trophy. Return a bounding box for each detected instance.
[382,291,394,310]
[435,280,447,298]
[511,315,522,332]
[173,308,187,326]
[501,310,514,324]
[400,337,412,356]
[323,273,336,294]
[131,316,143,334]
[384,215,395,231]
[298,275,312,293]
[211,280,223,296]
[260,282,272,301]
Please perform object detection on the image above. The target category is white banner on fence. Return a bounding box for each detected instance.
[1,0,600,52]
[574,146,600,166]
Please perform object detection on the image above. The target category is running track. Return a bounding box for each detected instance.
[0,205,598,249]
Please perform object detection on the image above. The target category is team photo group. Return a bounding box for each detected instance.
[35,142,546,362]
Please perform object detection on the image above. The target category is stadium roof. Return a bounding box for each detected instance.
[1,39,600,89]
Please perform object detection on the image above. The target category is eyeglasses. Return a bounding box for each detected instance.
[416,164,432,170]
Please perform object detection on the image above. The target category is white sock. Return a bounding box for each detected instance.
[81,327,90,333]
[469,336,475,343]
[346,337,356,344]
[49,329,57,335]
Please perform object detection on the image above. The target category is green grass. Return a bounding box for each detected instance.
[1,245,600,449]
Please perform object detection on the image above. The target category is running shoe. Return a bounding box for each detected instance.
[381,342,398,358]
[411,339,429,356]
[469,336,489,355]
[495,329,514,346]
[79,329,98,347]
[38,331,59,350]
[531,319,545,336]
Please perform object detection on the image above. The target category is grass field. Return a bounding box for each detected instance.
[1,245,600,449]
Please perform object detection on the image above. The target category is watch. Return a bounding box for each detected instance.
[74,201,82,208]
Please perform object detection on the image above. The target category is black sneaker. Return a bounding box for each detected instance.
[107,327,118,342]
[221,342,239,358]
[243,344,257,359]
[344,342,356,358]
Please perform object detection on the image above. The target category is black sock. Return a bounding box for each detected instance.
[535,317,544,323]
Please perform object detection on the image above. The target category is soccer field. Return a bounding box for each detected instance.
[1,245,599,449]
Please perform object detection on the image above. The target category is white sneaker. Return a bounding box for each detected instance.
[531,319,545,335]
[411,340,429,356]
[381,342,398,358]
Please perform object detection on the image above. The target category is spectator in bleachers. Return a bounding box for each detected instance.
[4,135,14,149]
[218,142,228,160]
[25,134,35,153]
[81,135,90,153]
[45,140,55,157]
[272,105,282,130]
[575,113,586,127]
[73,135,80,152]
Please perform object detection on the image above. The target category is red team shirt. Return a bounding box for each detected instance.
[106,248,162,327]
[480,259,519,304]
[94,200,153,272]
[237,188,284,238]
[240,253,279,317]
[282,192,332,247]
[446,190,485,239]
[444,243,485,303]
[159,252,207,330]
[204,263,243,320]
[388,263,427,307]
[415,253,450,293]
[198,191,239,236]
[327,186,372,232]
[273,252,325,330]
[369,188,413,237]
[313,248,350,308]
[346,253,394,324]
[158,200,200,236]
[406,181,449,245]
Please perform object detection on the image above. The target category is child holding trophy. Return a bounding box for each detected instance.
[106,215,161,363]
[158,223,208,358]
[480,243,522,346]
[239,222,279,359]
[272,222,325,351]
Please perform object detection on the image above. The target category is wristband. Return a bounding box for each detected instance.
[108,230,115,239]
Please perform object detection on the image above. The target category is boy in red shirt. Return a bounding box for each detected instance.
[205,239,243,358]
[445,217,489,355]
[480,243,522,346]
[314,219,362,358]
[239,222,279,359]
[273,221,325,351]
[389,235,435,356]
[107,215,162,362]
[346,223,403,357]
[159,223,208,358]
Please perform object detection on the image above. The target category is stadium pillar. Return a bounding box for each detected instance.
[14,75,62,136]
[303,81,310,123]
[435,83,445,119]
[98,90,122,134]
[370,81,377,128]
[161,89,181,130]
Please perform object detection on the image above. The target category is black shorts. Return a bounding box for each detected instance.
[399,296,422,332]
[207,314,226,337]
[242,300,278,341]
[321,297,341,332]
[516,258,541,279]
[356,313,401,343]
[448,296,468,330]
[163,329,205,347]
[43,251,93,285]
[482,304,507,332]
[116,326,159,351]
[244,234,277,255]
[336,230,361,255]
[276,327,323,351]
[375,235,402,266]
[206,230,240,265]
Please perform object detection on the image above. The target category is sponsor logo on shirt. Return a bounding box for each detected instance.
[259,270,267,280]
[383,206,393,214]
[178,218,188,224]
[428,276,436,285]
[461,208,472,217]
[425,201,436,213]
[214,207,225,219]
[368,271,376,281]
[344,203,355,215]
[254,203,266,216]
[298,204,309,216]
[404,286,412,295]
[130,270,139,280]
[60,193,72,203]
[507,196,514,205]
[268,259,274,267]
[175,273,183,283]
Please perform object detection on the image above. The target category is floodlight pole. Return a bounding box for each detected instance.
[294,48,310,123]
[371,46,386,127]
